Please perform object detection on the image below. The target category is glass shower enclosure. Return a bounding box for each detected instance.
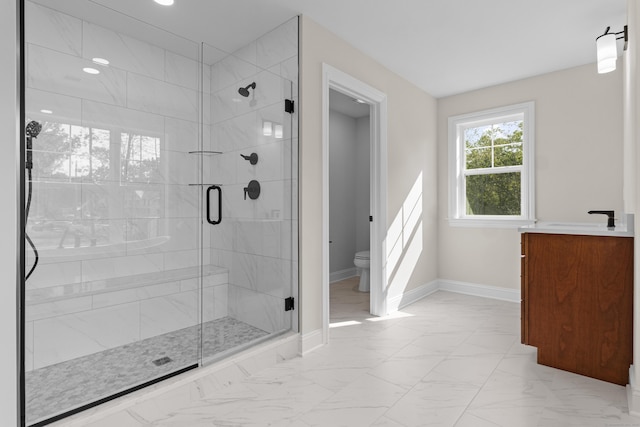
[22,1,297,425]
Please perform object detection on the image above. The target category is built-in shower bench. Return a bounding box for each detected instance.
[25,264,230,371]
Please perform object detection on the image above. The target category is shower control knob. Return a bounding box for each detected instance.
[240,152,258,165]
[244,180,261,200]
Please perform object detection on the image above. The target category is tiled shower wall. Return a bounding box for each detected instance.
[207,18,299,336]
[23,1,298,371]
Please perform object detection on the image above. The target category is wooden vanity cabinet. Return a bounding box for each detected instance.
[521,232,633,386]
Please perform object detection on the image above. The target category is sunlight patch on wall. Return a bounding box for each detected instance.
[385,173,423,298]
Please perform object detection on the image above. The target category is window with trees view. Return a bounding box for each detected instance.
[448,102,534,227]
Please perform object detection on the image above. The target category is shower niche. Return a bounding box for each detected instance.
[22,1,298,425]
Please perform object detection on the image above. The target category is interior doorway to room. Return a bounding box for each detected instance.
[321,64,388,345]
[328,89,372,324]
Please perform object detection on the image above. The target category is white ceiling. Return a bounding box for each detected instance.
[75,0,627,97]
[329,89,371,119]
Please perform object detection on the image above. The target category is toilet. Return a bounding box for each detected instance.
[353,250,370,292]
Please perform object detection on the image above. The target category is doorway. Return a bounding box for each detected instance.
[328,89,371,323]
[321,64,388,344]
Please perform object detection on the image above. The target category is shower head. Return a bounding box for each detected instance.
[238,82,256,97]
[26,121,42,138]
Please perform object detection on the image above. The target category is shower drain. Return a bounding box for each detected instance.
[152,356,173,366]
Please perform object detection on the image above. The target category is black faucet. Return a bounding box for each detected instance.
[588,210,615,228]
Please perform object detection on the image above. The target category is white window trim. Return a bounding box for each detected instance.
[448,101,535,228]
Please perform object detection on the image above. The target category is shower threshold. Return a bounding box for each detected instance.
[25,317,269,426]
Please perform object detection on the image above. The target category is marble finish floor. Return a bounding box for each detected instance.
[59,278,640,426]
[26,317,268,425]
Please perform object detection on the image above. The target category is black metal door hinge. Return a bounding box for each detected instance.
[369,216,373,222]
[285,297,295,311]
[285,99,294,114]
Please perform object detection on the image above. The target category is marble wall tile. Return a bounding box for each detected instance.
[82,99,164,138]
[165,50,199,91]
[210,220,234,251]
[25,259,82,289]
[140,291,198,339]
[165,117,199,153]
[25,321,34,372]
[82,22,165,81]
[81,253,164,282]
[32,301,140,369]
[211,85,241,124]
[25,1,82,56]
[212,47,258,93]
[131,217,199,253]
[255,180,288,220]
[228,252,259,291]
[127,73,198,122]
[280,56,298,84]
[92,281,182,309]
[180,277,199,292]
[255,102,291,146]
[28,44,127,107]
[234,70,283,117]
[166,185,199,219]
[234,220,263,255]
[258,257,292,299]
[214,111,257,152]
[26,88,82,126]
[167,150,201,186]
[256,18,298,70]
[261,220,284,258]
[227,285,288,333]
[203,271,229,287]
[26,295,93,322]
[235,141,286,184]
[163,249,200,270]
[208,152,237,185]
[203,284,229,322]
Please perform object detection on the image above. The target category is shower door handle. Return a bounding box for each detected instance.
[206,185,222,225]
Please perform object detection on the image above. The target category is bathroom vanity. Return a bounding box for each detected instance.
[519,217,634,385]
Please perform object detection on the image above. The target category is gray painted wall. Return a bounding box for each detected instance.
[329,109,370,275]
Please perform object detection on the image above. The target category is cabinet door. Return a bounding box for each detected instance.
[526,233,633,385]
[521,233,528,344]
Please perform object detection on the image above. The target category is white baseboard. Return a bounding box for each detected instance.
[628,366,640,416]
[330,268,357,283]
[388,280,439,312]
[438,279,520,303]
[386,279,520,314]
[300,329,324,356]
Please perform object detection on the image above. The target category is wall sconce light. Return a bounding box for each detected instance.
[274,124,283,139]
[596,25,628,74]
[262,121,272,136]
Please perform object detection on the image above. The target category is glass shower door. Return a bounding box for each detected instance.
[200,43,295,364]
[23,1,204,424]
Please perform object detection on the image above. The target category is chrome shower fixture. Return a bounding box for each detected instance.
[238,82,256,97]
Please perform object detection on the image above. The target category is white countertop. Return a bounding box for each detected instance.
[518,214,634,237]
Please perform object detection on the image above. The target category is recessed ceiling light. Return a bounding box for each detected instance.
[154,0,174,5]
[92,57,109,65]
[40,109,53,114]
[83,67,100,75]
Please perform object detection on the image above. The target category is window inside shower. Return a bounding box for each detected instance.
[22,1,298,425]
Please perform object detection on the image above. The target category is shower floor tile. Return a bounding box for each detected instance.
[25,317,269,425]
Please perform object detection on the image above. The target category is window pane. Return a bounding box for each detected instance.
[466,147,491,169]
[466,172,521,215]
[494,120,523,145]
[464,125,491,149]
[494,144,522,166]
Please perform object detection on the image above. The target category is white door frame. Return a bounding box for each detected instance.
[322,63,388,343]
